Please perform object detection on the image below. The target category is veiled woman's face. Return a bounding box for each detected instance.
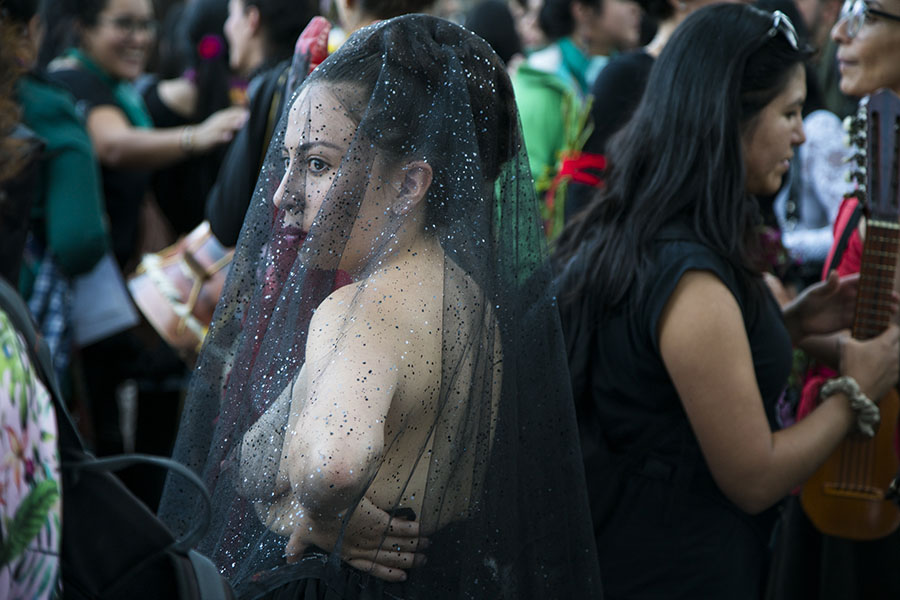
[274,84,400,265]
[832,0,900,96]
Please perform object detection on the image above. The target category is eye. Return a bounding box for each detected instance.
[307,157,329,174]
[283,156,291,171]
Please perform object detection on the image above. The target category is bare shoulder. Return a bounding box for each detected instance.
[157,78,198,120]
[305,276,415,362]
[660,269,739,324]
[658,270,743,359]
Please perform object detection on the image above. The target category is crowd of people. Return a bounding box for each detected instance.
[2,0,900,598]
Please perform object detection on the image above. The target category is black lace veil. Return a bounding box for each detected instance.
[159,15,601,599]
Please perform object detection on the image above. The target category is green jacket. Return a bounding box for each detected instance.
[16,73,108,293]
[512,40,590,191]
[513,61,581,192]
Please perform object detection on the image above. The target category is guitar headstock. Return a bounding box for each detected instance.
[845,98,867,204]
[866,89,900,222]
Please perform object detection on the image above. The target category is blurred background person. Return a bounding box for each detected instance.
[562,0,744,223]
[509,0,547,51]
[39,0,247,509]
[512,0,641,237]
[204,0,318,247]
[140,0,247,236]
[466,0,525,66]
[796,0,858,118]
[6,0,108,393]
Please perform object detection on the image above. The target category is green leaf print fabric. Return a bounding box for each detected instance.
[0,309,61,599]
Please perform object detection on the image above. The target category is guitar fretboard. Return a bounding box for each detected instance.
[854,220,900,340]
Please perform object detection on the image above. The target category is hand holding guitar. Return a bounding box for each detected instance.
[840,324,900,402]
[783,271,899,343]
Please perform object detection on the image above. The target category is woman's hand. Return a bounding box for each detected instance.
[193,106,249,153]
[840,324,900,401]
[284,495,428,582]
[783,271,879,342]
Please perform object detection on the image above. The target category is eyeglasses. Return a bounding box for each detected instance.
[99,16,159,36]
[837,0,900,39]
[764,10,800,50]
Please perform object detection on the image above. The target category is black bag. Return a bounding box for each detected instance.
[0,276,234,600]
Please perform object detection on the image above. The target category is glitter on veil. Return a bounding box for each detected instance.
[159,15,602,599]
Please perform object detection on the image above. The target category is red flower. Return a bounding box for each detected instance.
[197,34,225,61]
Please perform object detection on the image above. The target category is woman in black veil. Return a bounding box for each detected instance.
[159,15,602,599]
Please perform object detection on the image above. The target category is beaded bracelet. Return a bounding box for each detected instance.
[820,375,880,438]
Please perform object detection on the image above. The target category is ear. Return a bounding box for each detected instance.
[392,161,433,217]
[246,4,262,35]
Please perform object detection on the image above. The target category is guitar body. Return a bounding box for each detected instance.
[801,390,900,540]
[801,90,900,540]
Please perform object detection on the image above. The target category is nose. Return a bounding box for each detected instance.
[273,173,289,210]
[793,120,806,146]
[832,12,850,43]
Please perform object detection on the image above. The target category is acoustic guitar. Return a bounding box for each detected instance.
[801,89,900,541]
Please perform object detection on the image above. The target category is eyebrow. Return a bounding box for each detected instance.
[284,140,344,155]
[297,141,344,153]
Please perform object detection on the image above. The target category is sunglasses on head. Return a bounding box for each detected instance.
[763,10,800,50]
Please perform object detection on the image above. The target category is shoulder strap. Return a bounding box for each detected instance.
[826,202,863,275]
[0,277,90,457]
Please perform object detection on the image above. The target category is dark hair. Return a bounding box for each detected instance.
[539,0,602,39]
[0,20,27,183]
[182,0,231,120]
[1,0,39,22]
[309,15,518,224]
[754,0,824,115]
[0,0,36,180]
[359,0,436,20]
[636,0,673,22]
[465,0,523,65]
[244,0,317,62]
[39,0,108,65]
[554,4,810,310]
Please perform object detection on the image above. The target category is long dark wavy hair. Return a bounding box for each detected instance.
[554,4,809,311]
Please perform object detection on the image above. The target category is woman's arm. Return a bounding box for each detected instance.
[659,270,898,514]
[284,285,399,519]
[85,104,247,170]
